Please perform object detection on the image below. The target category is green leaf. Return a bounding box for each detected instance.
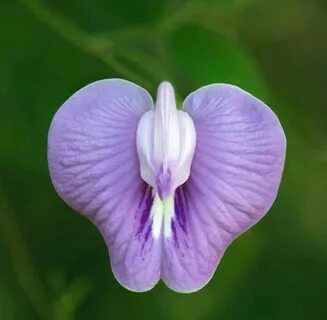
[169,26,267,98]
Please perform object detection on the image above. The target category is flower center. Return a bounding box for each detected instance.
[136,82,196,201]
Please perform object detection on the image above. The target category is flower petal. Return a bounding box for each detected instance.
[161,84,286,292]
[48,79,161,291]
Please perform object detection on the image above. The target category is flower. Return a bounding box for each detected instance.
[48,79,286,293]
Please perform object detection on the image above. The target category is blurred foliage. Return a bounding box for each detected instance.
[0,0,326,319]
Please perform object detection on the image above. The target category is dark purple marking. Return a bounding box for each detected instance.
[171,220,179,248]
[144,224,152,243]
[181,185,190,210]
[177,190,187,231]
[141,224,152,252]
[137,183,148,209]
[184,239,190,249]
[137,187,153,236]
[174,187,187,234]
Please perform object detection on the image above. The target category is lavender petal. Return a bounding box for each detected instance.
[161,84,286,292]
[48,79,162,291]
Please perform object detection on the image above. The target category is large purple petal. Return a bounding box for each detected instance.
[48,79,161,291]
[162,84,286,292]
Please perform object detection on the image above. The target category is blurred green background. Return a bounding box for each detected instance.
[0,0,326,319]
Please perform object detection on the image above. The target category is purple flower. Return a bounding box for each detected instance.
[48,79,286,293]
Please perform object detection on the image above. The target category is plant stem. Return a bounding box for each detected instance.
[20,0,155,90]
